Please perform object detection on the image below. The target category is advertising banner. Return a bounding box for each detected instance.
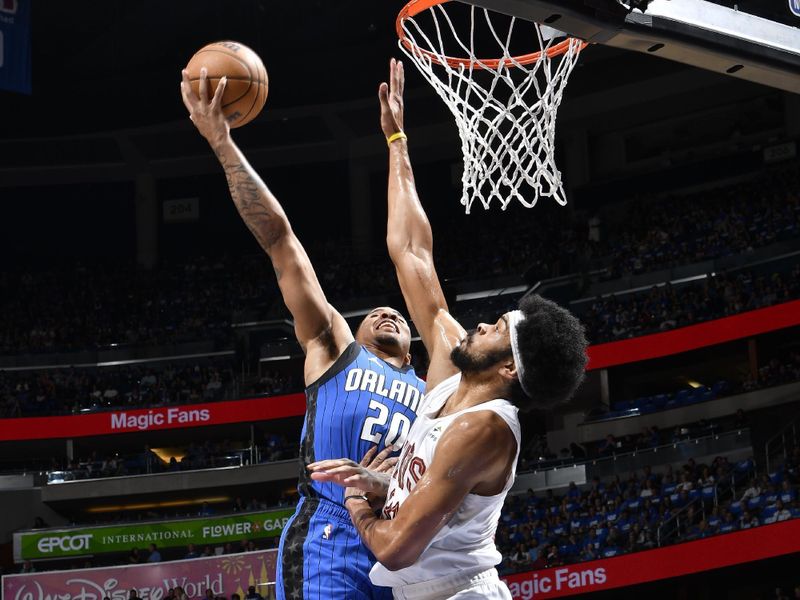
[2,550,277,600]
[586,299,800,370]
[0,394,306,442]
[502,519,800,599]
[2,301,799,442]
[13,509,294,562]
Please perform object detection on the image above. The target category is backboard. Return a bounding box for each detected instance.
[459,0,800,93]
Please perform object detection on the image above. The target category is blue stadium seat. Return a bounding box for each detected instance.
[729,501,743,516]
[653,393,669,407]
[689,387,708,404]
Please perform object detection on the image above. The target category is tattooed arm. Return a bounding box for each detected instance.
[180,68,352,382]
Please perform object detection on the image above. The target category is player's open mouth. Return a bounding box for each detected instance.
[377,320,399,333]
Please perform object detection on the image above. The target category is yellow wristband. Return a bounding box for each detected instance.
[387,131,407,146]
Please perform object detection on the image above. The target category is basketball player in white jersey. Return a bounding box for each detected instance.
[308,59,588,599]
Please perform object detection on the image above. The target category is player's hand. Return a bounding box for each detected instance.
[181,67,230,147]
[308,445,398,494]
[379,58,405,139]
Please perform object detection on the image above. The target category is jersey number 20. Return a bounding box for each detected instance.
[360,399,412,447]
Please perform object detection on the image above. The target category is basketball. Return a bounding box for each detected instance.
[185,41,268,128]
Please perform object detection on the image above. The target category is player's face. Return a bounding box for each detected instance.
[450,313,513,373]
[355,306,412,355]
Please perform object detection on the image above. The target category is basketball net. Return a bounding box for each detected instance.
[397,0,586,213]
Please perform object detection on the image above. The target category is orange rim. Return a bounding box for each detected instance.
[396,0,588,69]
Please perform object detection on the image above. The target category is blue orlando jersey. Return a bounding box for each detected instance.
[297,342,425,505]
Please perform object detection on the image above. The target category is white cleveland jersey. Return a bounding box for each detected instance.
[370,373,521,589]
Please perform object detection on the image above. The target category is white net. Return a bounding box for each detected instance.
[398,2,585,213]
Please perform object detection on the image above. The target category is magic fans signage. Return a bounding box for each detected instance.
[502,519,800,598]
[2,301,799,442]
[0,394,306,441]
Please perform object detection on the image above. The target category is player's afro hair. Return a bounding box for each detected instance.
[510,294,588,411]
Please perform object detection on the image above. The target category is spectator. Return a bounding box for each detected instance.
[147,543,161,563]
[20,560,36,573]
[128,548,141,564]
[741,478,762,502]
[245,586,263,600]
[775,500,792,522]
[129,590,142,600]
[185,543,200,559]
[598,435,619,457]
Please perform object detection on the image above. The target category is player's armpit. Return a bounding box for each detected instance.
[349,411,516,571]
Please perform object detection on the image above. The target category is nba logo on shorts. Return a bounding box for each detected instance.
[322,524,333,540]
[790,0,800,18]
[0,0,17,15]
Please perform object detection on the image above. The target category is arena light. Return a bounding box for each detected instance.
[686,380,704,388]
[150,447,187,463]
[86,496,230,513]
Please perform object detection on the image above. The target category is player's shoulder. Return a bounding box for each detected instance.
[442,409,516,454]
[305,340,361,390]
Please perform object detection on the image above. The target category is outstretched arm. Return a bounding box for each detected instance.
[181,69,351,382]
[380,59,464,389]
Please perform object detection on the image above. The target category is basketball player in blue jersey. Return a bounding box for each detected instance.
[181,68,426,600]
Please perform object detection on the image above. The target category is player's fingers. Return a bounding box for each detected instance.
[378,82,389,104]
[180,84,194,113]
[342,474,367,486]
[307,459,354,471]
[180,71,197,109]
[322,465,362,477]
[397,60,405,96]
[309,472,341,483]
[370,444,396,467]
[359,445,378,467]
[210,76,227,111]
[375,457,399,473]
[199,67,209,104]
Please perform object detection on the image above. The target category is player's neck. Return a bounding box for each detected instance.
[362,343,407,369]
[437,373,506,417]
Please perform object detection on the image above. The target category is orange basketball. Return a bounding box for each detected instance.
[185,41,268,129]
